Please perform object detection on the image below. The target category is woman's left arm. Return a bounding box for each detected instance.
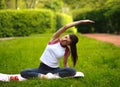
[64,51,70,67]
[51,20,95,41]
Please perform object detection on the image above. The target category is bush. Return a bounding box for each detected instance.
[85,9,108,33]
[72,0,120,34]
[0,9,55,37]
[0,9,77,37]
[56,13,77,33]
[104,1,120,34]
[73,9,97,33]
[0,28,15,37]
[0,9,76,37]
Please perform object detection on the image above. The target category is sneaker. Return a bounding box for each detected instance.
[74,72,84,77]
[46,73,60,79]
[10,76,19,81]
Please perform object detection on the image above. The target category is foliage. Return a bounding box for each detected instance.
[24,0,38,8]
[56,13,77,33]
[0,0,120,35]
[1,0,64,12]
[63,0,108,10]
[72,0,120,34]
[104,0,120,34]
[0,0,6,9]
[43,0,64,12]
[0,34,120,87]
[0,9,55,37]
[0,9,76,37]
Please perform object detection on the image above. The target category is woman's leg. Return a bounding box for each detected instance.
[20,63,56,79]
[20,63,76,79]
[20,68,40,79]
[55,68,76,78]
[38,63,60,74]
[39,63,76,78]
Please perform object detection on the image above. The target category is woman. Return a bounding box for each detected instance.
[20,19,94,79]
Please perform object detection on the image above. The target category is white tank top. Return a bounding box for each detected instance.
[40,40,67,68]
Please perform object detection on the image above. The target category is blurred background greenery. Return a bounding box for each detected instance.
[0,0,120,37]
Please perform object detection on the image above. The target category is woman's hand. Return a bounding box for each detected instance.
[64,63,69,68]
[80,19,95,24]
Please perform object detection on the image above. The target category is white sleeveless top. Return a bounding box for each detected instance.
[40,40,68,68]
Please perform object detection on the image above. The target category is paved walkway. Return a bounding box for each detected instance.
[82,33,120,47]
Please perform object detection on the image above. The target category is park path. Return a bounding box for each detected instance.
[82,33,120,47]
[0,37,14,41]
[0,33,120,47]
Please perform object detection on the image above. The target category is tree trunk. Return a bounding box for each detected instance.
[15,0,19,9]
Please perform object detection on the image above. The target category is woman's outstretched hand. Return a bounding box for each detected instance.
[80,19,95,24]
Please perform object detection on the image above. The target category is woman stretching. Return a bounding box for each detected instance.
[0,19,94,81]
[20,19,94,79]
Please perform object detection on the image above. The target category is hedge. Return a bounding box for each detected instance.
[72,1,120,34]
[104,4,120,34]
[0,9,76,37]
[56,13,77,33]
[0,9,55,37]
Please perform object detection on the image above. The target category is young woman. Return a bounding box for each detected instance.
[0,19,94,82]
[20,19,94,79]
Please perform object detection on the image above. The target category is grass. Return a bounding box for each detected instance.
[0,34,120,87]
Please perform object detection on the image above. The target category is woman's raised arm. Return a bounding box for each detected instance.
[51,20,95,41]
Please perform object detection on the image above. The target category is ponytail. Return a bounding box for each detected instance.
[70,44,78,67]
[69,34,78,67]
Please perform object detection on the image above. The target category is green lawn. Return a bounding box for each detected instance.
[0,34,120,87]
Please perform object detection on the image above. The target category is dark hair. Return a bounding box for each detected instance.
[69,34,78,67]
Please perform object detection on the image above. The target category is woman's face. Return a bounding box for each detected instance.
[60,35,71,46]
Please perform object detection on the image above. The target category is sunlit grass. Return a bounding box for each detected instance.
[0,34,120,87]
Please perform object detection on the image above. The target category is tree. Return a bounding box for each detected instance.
[44,0,63,12]
[24,0,39,8]
[15,0,19,9]
[0,0,6,9]
[62,0,108,10]
[5,0,15,9]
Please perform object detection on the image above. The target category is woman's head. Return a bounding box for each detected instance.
[60,34,78,46]
[60,34,78,67]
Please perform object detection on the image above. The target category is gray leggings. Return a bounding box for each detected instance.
[20,63,76,79]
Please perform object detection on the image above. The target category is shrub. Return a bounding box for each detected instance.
[0,9,77,37]
[0,9,55,37]
[72,0,120,34]
[104,1,120,34]
[86,9,108,33]
[56,13,77,33]
[73,9,97,33]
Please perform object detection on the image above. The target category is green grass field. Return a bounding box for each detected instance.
[0,34,120,87]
